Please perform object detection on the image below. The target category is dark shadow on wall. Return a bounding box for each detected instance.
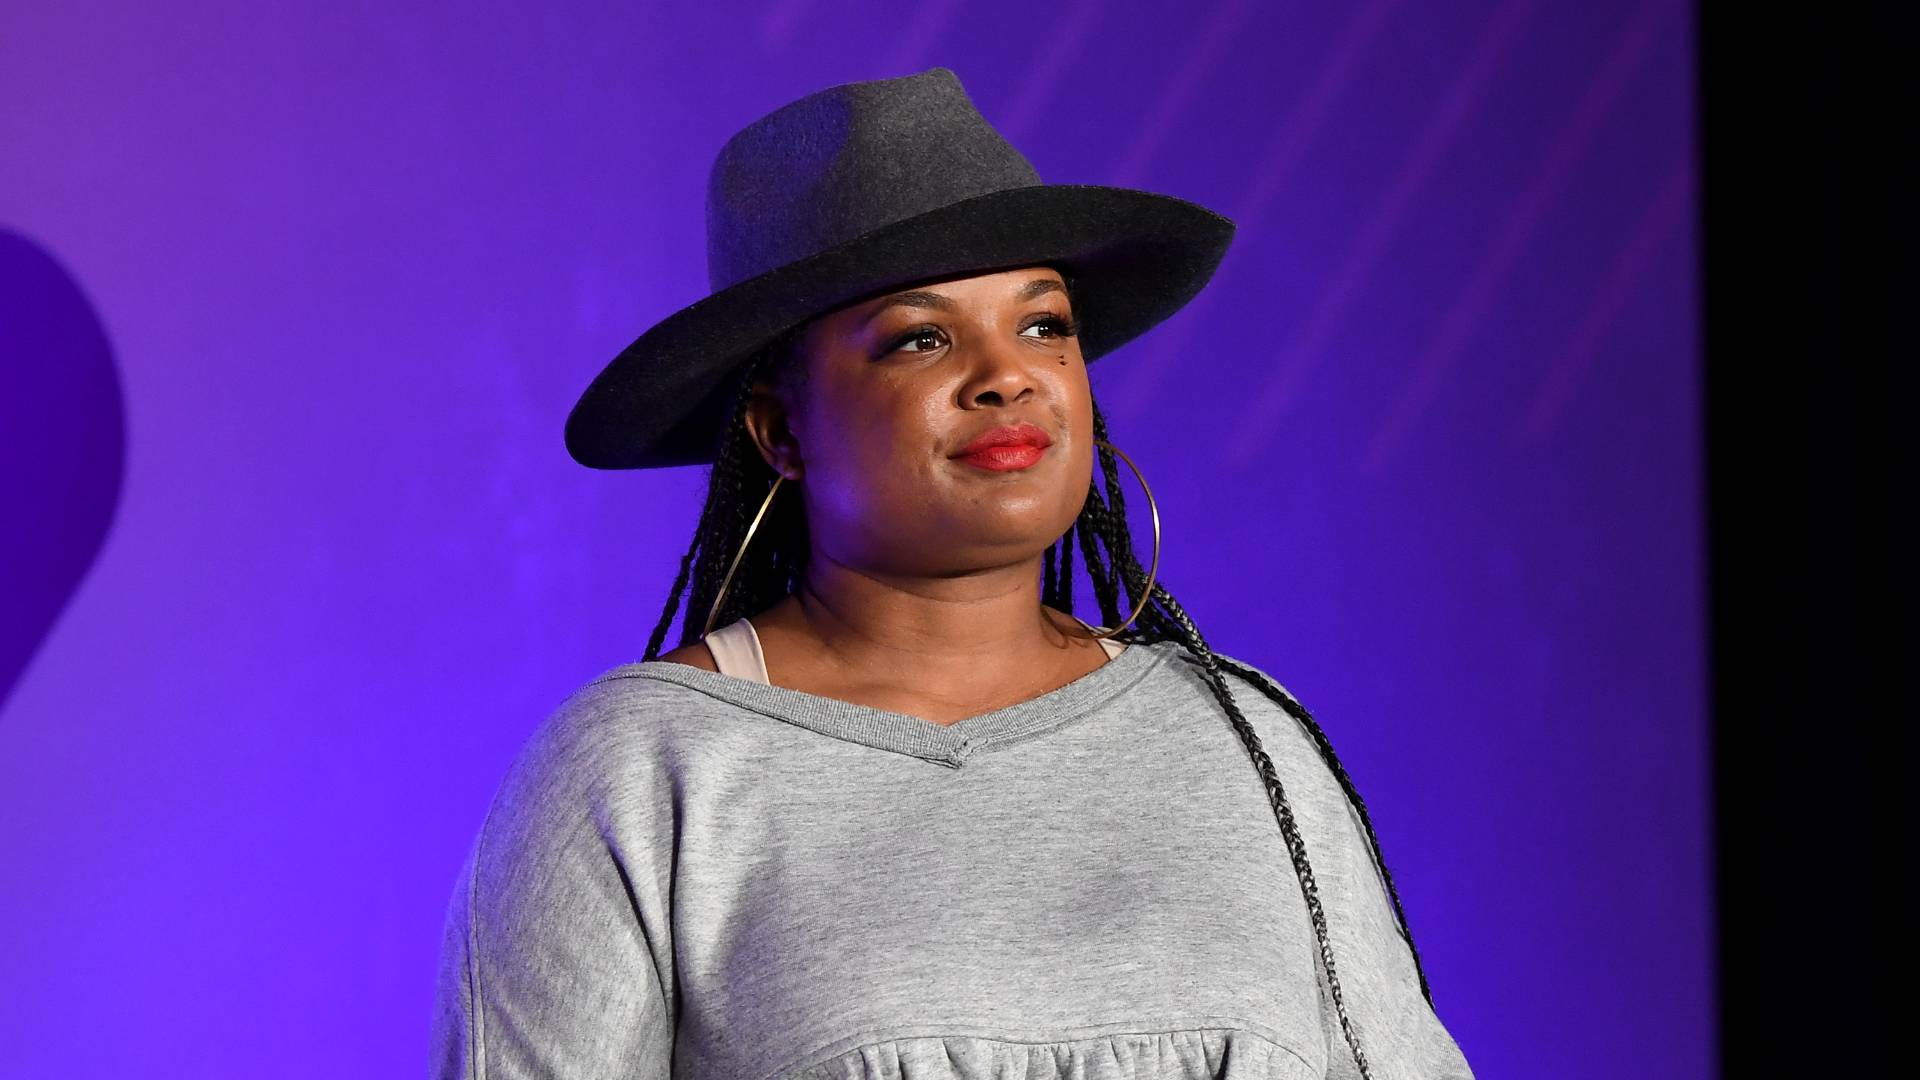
[0,228,126,715]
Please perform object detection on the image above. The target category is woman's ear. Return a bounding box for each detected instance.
[743,380,804,481]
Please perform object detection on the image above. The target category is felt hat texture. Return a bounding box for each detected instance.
[565,66,1236,470]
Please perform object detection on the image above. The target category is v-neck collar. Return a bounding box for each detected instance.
[607,637,1171,768]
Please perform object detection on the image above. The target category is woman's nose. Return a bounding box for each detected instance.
[962,332,1039,406]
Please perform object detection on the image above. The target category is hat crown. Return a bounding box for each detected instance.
[704,67,1041,293]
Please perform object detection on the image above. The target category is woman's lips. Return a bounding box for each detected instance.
[955,444,1047,471]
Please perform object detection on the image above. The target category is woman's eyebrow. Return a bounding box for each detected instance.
[1014,278,1065,302]
[861,278,1066,327]
[862,290,955,327]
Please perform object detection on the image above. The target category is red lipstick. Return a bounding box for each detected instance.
[951,422,1052,472]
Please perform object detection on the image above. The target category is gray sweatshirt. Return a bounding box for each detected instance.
[430,637,1475,1079]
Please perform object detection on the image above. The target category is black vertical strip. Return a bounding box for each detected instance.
[1701,3,1881,1073]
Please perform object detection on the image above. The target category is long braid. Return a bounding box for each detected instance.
[1214,649,1436,1010]
[641,314,1436,1079]
[644,327,806,658]
[1060,401,1434,1077]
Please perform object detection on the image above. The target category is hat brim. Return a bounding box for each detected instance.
[564,184,1235,470]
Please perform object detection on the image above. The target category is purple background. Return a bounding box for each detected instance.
[0,1,1707,1076]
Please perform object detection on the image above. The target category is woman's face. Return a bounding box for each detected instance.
[746,265,1094,578]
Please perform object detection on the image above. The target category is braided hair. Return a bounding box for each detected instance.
[640,279,1435,1080]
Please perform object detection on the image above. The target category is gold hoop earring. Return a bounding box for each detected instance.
[1082,438,1161,640]
[702,472,785,637]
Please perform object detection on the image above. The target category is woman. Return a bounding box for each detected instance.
[433,68,1474,1080]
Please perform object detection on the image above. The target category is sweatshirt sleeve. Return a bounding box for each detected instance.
[1229,659,1476,1080]
[429,689,676,1080]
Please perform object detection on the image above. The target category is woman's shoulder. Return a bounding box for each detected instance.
[1131,637,1307,705]
[493,658,717,790]
[469,659,727,850]
[1129,639,1334,764]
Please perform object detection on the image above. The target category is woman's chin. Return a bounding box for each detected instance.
[943,512,1081,558]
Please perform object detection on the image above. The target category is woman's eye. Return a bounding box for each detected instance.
[892,328,946,353]
[886,316,1079,357]
[1021,315,1079,340]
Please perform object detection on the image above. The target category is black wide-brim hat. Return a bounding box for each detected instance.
[565,67,1236,471]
